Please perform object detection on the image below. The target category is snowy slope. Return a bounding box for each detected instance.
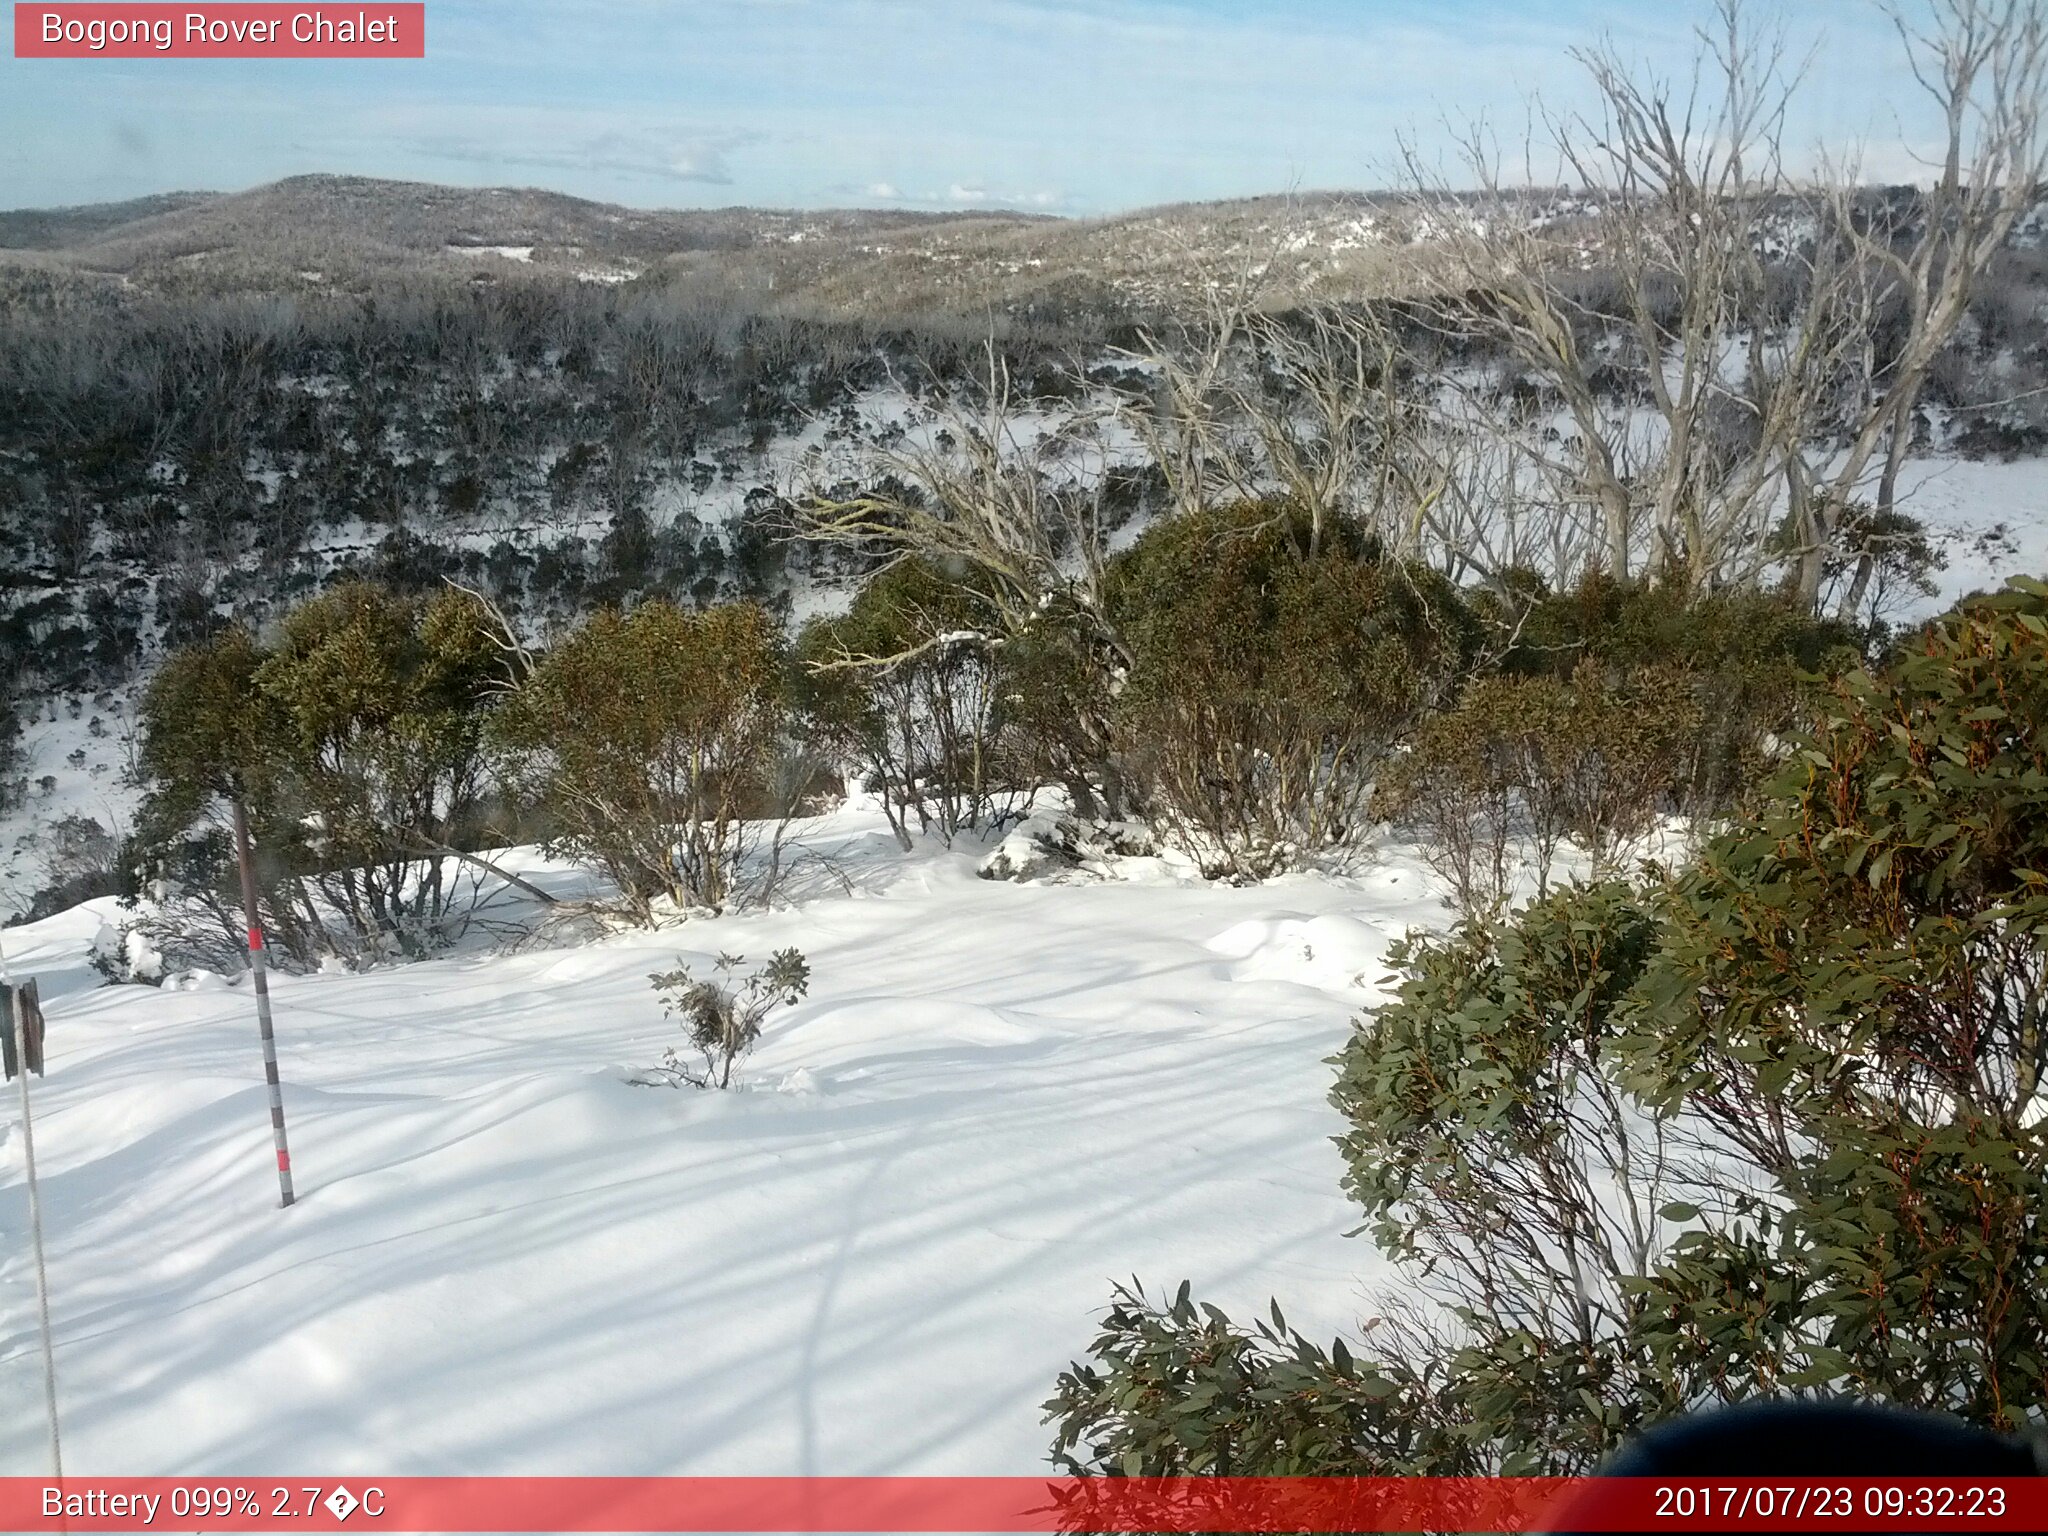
[0,803,1429,1477]
[0,689,139,923]
[1891,455,2048,618]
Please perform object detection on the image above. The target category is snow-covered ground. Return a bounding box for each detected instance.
[0,802,1426,1476]
[1,426,2036,1471]
[1890,455,2048,615]
[0,689,139,922]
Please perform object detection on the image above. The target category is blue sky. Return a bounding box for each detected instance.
[0,1,1940,214]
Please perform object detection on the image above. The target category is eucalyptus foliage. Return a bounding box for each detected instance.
[1046,578,2048,1475]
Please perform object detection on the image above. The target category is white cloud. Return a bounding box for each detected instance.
[829,176,1070,210]
[936,182,1066,209]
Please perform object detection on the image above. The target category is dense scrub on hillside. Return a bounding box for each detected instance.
[0,268,1111,713]
[5,168,2047,724]
[14,0,2048,928]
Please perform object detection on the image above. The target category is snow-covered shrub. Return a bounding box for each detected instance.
[495,600,790,921]
[977,811,1158,884]
[1048,579,2048,1475]
[643,947,810,1090]
[83,915,165,985]
[797,559,1029,849]
[1105,502,1473,878]
[17,813,129,923]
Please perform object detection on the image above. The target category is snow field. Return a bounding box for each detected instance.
[0,805,1426,1476]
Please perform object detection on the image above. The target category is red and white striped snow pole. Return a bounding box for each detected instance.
[232,798,296,1209]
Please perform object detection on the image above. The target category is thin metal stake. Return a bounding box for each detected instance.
[232,800,296,1208]
[2,938,62,1479]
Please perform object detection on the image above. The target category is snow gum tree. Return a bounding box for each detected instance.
[1397,0,2047,609]
[1046,578,2048,1475]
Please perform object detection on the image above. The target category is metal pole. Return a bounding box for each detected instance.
[232,800,296,1208]
[1,940,61,1478]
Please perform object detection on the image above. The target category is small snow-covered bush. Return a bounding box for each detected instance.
[17,813,129,923]
[643,947,810,1090]
[977,811,1159,884]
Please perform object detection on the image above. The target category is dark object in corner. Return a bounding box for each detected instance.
[1546,1401,2043,1535]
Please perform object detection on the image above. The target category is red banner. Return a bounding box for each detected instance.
[13,5,424,58]
[0,1476,2043,1532]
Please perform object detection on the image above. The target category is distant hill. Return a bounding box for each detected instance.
[0,174,1464,314]
[0,189,218,250]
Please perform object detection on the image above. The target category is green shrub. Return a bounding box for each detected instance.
[1045,577,2048,1475]
[643,947,811,1090]
[1623,576,2048,1428]
[135,584,503,965]
[1329,880,1675,1471]
[495,600,787,919]
[997,602,1131,824]
[1047,1281,1477,1478]
[1050,880,1672,1476]
[1493,573,1863,815]
[1105,502,1473,876]
[1374,663,1702,913]
[253,583,504,943]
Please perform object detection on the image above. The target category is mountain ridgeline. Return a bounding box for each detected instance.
[2,173,2048,838]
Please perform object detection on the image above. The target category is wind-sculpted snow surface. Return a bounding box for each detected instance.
[0,803,1428,1475]
[1205,914,1397,994]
